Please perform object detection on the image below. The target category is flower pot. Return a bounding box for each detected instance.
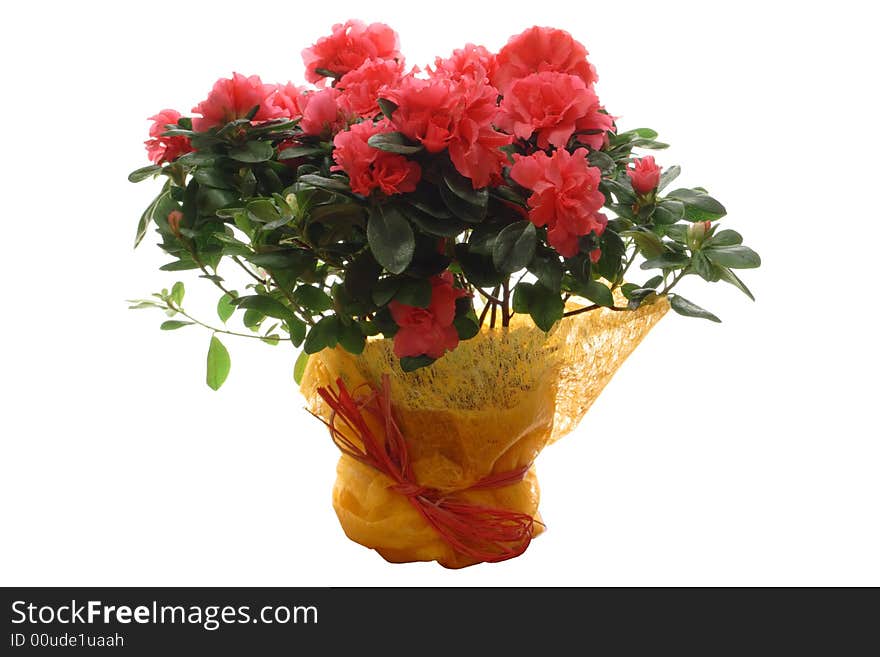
[301,297,669,567]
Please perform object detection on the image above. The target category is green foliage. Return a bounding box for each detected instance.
[129,92,760,385]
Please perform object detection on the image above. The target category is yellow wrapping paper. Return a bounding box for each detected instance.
[300,297,669,567]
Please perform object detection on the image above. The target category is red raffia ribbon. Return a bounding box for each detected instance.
[315,375,539,564]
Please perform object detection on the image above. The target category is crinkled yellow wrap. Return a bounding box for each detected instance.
[300,298,668,568]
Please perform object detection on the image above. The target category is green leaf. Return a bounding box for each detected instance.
[402,203,466,237]
[658,165,681,192]
[303,316,340,354]
[707,229,743,247]
[228,141,274,163]
[529,251,563,292]
[529,291,564,332]
[338,321,366,355]
[206,335,231,390]
[217,293,236,323]
[443,168,489,208]
[367,205,415,274]
[298,174,352,194]
[667,189,727,221]
[653,201,684,225]
[286,318,307,347]
[581,280,614,307]
[718,266,755,301]
[128,164,162,183]
[453,313,480,340]
[234,295,296,322]
[293,351,310,384]
[279,145,325,159]
[641,253,691,270]
[372,277,402,307]
[378,98,398,119]
[394,278,431,307]
[512,282,534,314]
[193,168,231,189]
[492,221,537,273]
[670,295,721,322]
[703,245,761,269]
[170,281,185,306]
[247,199,280,224]
[622,229,665,259]
[367,131,423,155]
[400,355,435,372]
[160,320,193,330]
[292,285,333,312]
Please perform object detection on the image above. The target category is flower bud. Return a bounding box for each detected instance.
[687,220,711,250]
[626,156,661,195]
[167,210,183,237]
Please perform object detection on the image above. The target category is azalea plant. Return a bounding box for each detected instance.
[129,21,760,389]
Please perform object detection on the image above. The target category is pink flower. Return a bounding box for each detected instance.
[331,120,421,196]
[144,109,192,164]
[627,156,661,195]
[382,74,511,188]
[573,96,615,151]
[302,20,402,84]
[509,148,607,257]
[337,58,403,118]
[191,73,285,132]
[299,88,353,137]
[492,26,597,94]
[389,271,468,359]
[432,43,497,83]
[274,82,308,120]
[498,72,594,149]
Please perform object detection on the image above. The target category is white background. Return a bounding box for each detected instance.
[1,0,877,586]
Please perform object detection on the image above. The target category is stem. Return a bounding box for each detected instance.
[474,286,504,306]
[501,279,511,328]
[232,256,266,285]
[489,286,499,329]
[612,245,637,291]
[661,268,689,295]
[168,303,293,341]
[478,298,492,328]
[562,304,628,317]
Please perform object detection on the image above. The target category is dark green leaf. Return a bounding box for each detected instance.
[279,145,325,159]
[443,167,489,208]
[622,229,665,259]
[377,98,398,119]
[193,168,231,189]
[402,203,466,237]
[128,164,161,183]
[367,205,415,274]
[667,189,727,221]
[292,285,333,312]
[529,251,563,292]
[338,321,366,354]
[400,355,435,372]
[512,282,534,314]
[372,277,402,306]
[703,245,761,269]
[653,200,684,225]
[670,294,721,322]
[206,336,231,390]
[707,229,743,247]
[529,291,564,331]
[228,141,274,163]
[718,266,755,301]
[394,278,431,307]
[303,316,340,354]
[658,165,681,192]
[159,259,199,271]
[641,253,691,270]
[298,174,352,194]
[492,221,536,273]
[234,295,296,322]
[367,131,423,155]
[247,199,280,224]
[581,280,614,307]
